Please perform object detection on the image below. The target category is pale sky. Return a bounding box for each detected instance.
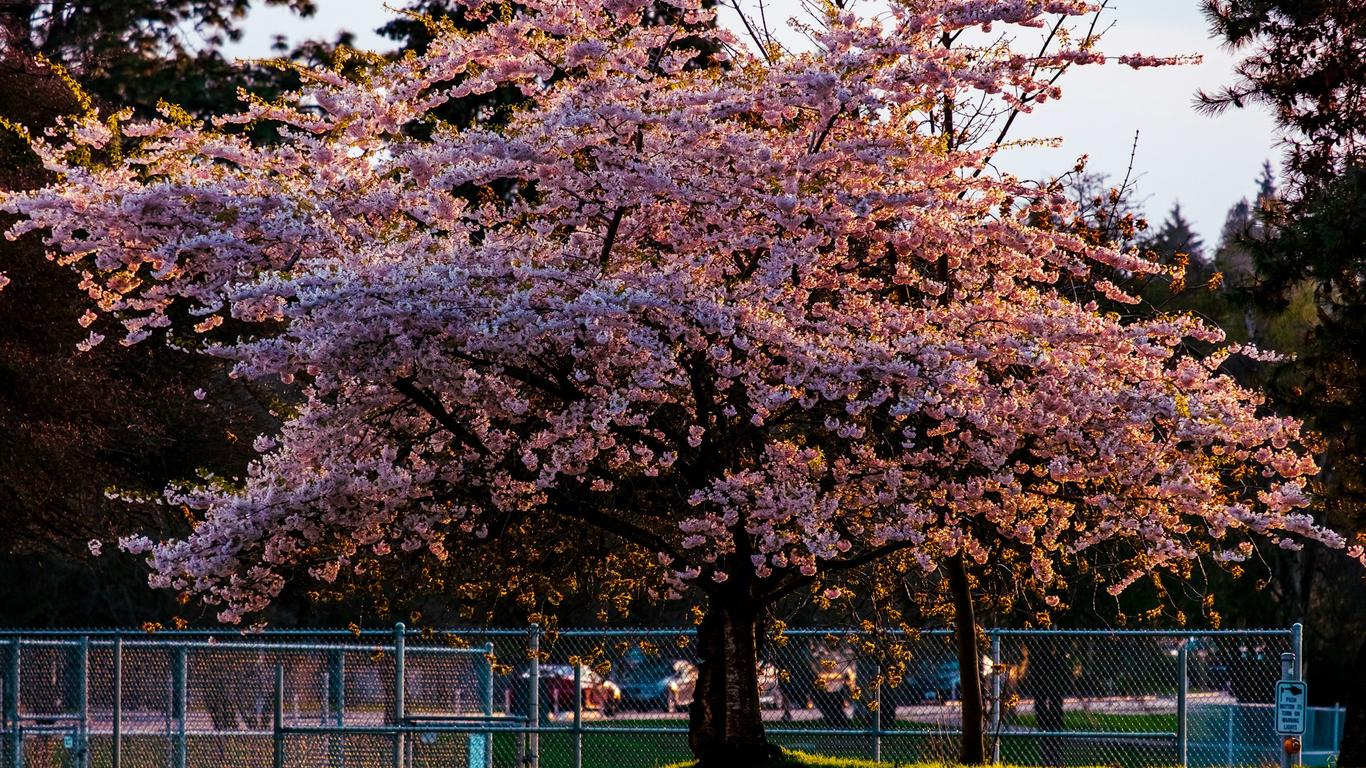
[224,0,1281,250]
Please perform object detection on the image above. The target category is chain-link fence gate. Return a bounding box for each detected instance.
[0,625,1307,768]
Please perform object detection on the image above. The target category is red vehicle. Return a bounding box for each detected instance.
[506,664,621,717]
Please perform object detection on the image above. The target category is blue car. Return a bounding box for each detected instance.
[615,658,697,712]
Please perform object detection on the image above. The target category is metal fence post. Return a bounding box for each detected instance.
[1177,638,1189,768]
[112,634,122,768]
[172,644,187,768]
[327,648,345,725]
[482,643,494,768]
[3,639,19,768]
[990,632,1002,765]
[572,663,583,768]
[872,659,882,765]
[327,646,345,768]
[273,663,285,768]
[392,623,405,768]
[528,624,540,768]
[1280,653,1294,768]
[1225,701,1235,767]
[77,637,89,768]
[1281,622,1305,768]
[1291,623,1304,681]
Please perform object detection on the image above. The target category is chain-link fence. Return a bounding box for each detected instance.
[0,626,1307,768]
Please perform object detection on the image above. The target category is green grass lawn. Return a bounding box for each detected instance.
[27,717,1177,768]
[481,721,1168,768]
[661,750,976,768]
[660,749,1116,768]
[1003,712,1177,734]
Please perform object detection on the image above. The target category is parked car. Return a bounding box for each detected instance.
[907,660,963,702]
[889,655,996,704]
[612,655,782,712]
[758,661,784,709]
[1181,637,1231,690]
[501,664,621,717]
[616,658,697,712]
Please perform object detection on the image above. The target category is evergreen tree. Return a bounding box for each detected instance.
[0,0,321,116]
[1145,203,1206,273]
[1200,0,1366,183]
[1203,2,1366,753]
[1128,202,1246,344]
[1214,198,1257,291]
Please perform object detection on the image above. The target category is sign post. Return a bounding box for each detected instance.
[1277,653,1305,768]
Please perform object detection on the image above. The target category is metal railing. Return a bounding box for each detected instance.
[0,624,1307,768]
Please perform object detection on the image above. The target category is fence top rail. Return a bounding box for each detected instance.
[0,628,530,639]
[8,637,494,654]
[982,628,1292,637]
[0,625,1293,639]
[552,627,1292,638]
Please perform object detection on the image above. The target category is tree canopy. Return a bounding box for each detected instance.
[2,0,1355,764]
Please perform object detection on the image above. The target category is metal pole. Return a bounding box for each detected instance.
[872,660,882,765]
[3,639,16,768]
[112,635,122,768]
[991,633,1002,765]
[172,645,187,768]
[77,637,89,768]
[572,663,582,768]
[273,663,285,768]
[392,624,405,768]
[1226,702,1234,767]
[1291,623,1304,682]
[328,647,345,768]
[1280,653,1295,768]
[482,643,494,768]
[1288,624,1305,768]
[328,648,345,725]
[528,624,540,768]
[1178,638,1189,768]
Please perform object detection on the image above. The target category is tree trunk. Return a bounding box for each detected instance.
[1296,545,1315,623]
[1029,641,1070,768]
[946,554,987,765]
[0,2,38,63]
[688,595,781,767]
[1338,636,1366,766]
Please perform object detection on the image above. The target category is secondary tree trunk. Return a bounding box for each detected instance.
[1029,639,1070,768]
[689,594,781,767]
[946,554,987,765]
[1338,636,1366,766]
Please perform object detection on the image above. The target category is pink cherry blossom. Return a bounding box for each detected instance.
[0,0,1351,624]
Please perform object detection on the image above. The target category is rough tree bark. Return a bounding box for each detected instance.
[688,591,782,767]
[946,554,987,765]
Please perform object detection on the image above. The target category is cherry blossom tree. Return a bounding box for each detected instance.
[2,0,1356,764]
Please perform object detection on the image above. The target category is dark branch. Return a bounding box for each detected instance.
[394,376,488,454]
[756,539,920,604]
[548,491,693,572]
[599,204,627,268]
